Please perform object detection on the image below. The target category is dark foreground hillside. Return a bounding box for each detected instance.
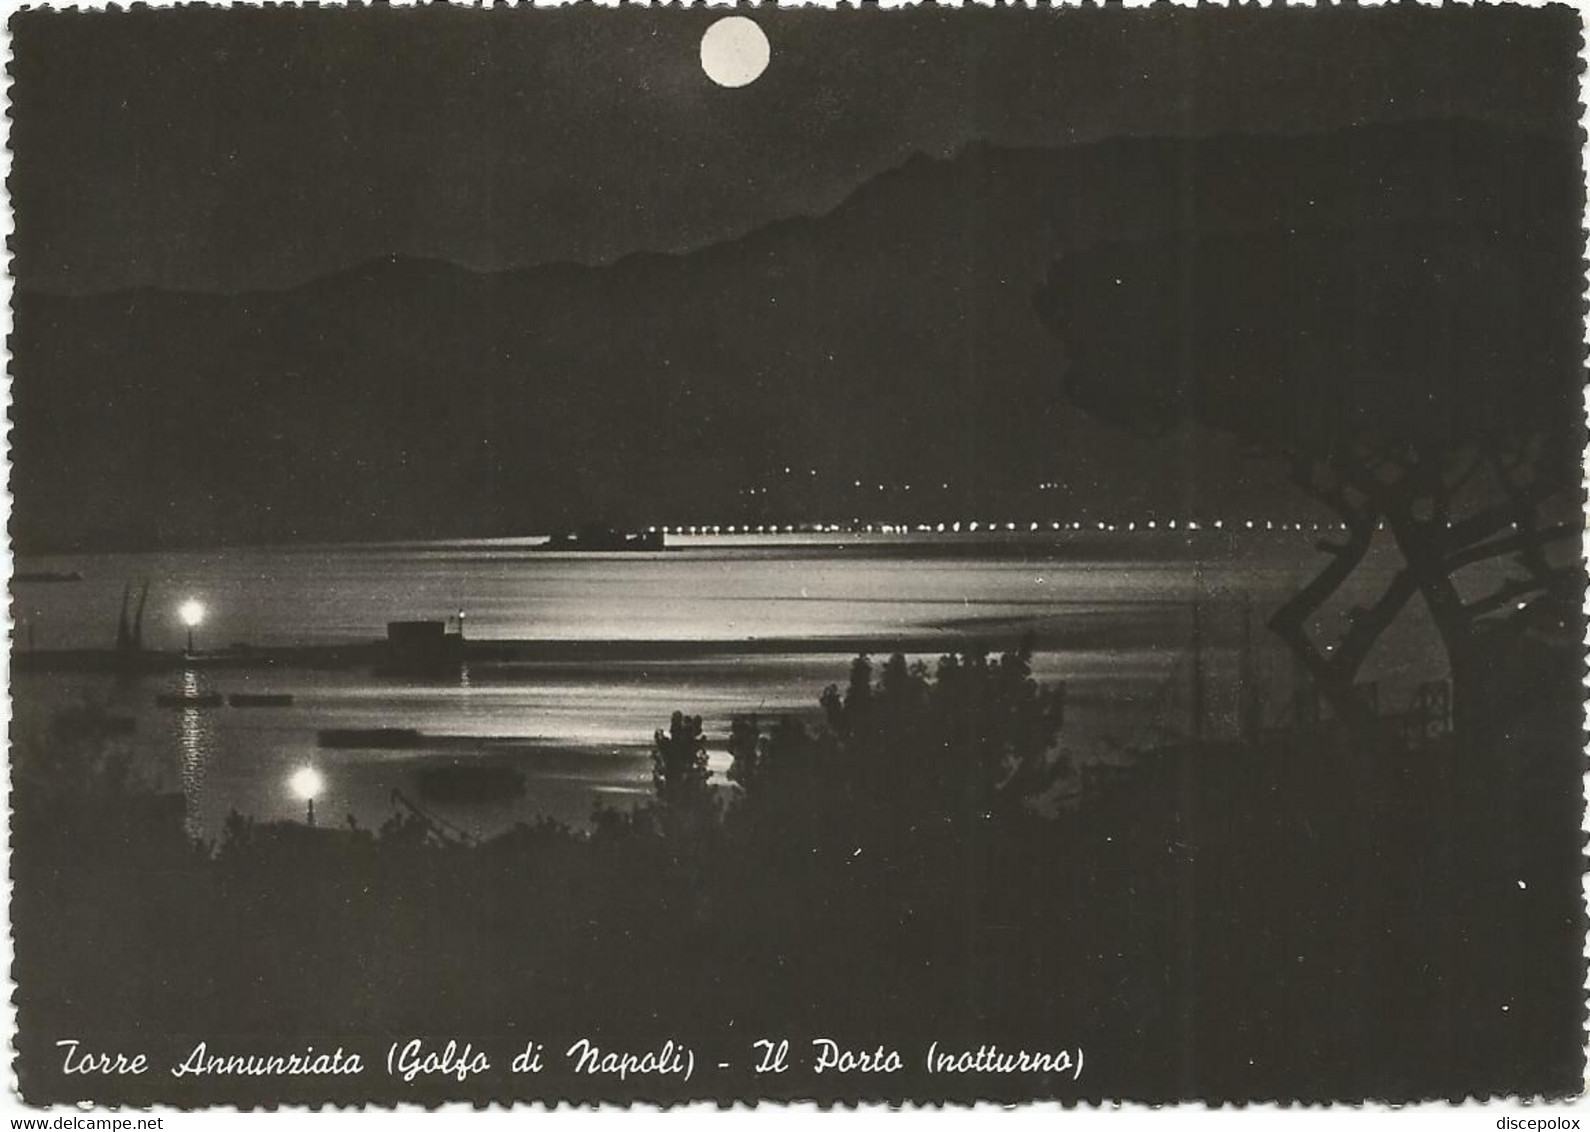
[12,643,1583,1105]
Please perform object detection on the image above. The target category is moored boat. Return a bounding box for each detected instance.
[229,693,296,708]
[318,727,425,749]
[155,692,224,708]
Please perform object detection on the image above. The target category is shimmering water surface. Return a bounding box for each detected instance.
[13,533,1449,839]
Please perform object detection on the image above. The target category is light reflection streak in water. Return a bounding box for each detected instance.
[11,534,1458,840]
[176,669,215,840]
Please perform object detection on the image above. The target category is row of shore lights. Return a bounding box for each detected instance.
[655,520,1358,536]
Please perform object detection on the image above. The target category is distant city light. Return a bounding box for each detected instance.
[290,765,323,801]
[179,599,206,629]
[178,598,207,655]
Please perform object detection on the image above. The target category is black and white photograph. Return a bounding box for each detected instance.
[6,2,1587,1108]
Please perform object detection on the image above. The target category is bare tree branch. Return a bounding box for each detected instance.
[1266,508,1384,734]
[1442,475,1563,551]
[1326,568,1420,681]
[1443,441,1489,498]
[1464,567,1577,620]
[1445,522,1579,574]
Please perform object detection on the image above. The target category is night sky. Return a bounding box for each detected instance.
[8,6,1583,550]
[12,6,1578,295]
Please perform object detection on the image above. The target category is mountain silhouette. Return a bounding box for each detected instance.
[11,119,1577,552]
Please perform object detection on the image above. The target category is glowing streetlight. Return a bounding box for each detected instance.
[290,765,324,827]
[179,599,206,655]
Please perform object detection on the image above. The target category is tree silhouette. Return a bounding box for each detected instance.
[1035,221,1583,740]
[809,646,1067,827]
[651,710,715,835]
[725,715,765,794]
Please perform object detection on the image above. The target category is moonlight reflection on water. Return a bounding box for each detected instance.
[14,533,1447,840]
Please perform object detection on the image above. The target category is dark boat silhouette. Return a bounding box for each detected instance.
[318,727,424,749]
[13,570,83,584]
[540,524,664,552]
[228,693,295,708]
[155,692,224,708]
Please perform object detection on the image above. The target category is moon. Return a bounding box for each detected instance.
[700,17,770,89]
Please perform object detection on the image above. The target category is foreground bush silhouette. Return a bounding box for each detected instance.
[11,641,1583,1104]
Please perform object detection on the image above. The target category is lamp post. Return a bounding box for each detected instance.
[179,599,206,656]
[290,765,324,827]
